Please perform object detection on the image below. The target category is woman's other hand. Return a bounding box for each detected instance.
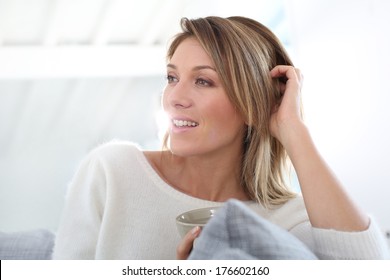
[176,226,201,260]
[269,65,304,148]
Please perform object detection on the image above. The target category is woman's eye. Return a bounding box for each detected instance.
[166,75,178,83]
[195,78,212,87]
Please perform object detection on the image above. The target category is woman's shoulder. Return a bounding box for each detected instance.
[91,139,141,154]
[87,140,163,169]
[264,195,309,230]
[84,140,145,165]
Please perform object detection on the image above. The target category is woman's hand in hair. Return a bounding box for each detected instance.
[269,65,305,148]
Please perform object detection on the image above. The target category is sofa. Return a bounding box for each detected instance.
[0,229,55,260]
[0,200,317,260]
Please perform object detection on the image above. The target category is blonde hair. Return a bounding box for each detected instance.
[165,16,297,206]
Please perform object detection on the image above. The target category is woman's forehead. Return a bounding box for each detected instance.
[169,38,214,67]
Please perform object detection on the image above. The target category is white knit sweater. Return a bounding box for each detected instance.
[53,141,389,259]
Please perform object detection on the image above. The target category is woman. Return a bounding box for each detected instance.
[53,16,388,259]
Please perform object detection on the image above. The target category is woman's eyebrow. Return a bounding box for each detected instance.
[166,63,216,72]
[193,65,217,72]
[167,63,177,69]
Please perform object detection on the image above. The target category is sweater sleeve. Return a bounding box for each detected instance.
[52,149,107,259]
[279,196,389,259]
[311,217,389,259]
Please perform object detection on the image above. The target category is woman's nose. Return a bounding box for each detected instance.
[166,81,193,109]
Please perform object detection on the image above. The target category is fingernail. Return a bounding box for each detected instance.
[191,226,200,235]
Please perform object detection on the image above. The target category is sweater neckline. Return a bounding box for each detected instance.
[134,147,247,207]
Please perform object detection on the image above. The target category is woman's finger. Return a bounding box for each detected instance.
[271,65,302,91]
[270,65,302,81]
[176,226,201,260]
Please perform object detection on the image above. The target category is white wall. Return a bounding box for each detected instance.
[288,0,390,234]
[0,77,164,232]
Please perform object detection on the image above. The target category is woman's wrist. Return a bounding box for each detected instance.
[277,121,310,154]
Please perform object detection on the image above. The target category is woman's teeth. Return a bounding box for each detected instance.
[173,119,198,127]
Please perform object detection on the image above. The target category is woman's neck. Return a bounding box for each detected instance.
[157,149,249,202]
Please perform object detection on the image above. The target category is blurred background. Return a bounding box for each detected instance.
[0,0,389,245]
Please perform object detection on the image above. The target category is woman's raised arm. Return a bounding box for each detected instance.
[269,65,369,231]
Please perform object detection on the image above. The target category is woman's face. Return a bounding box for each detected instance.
[163,37,246,157]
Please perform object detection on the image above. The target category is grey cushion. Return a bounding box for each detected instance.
[189,199,317,260]
[0,229,55,260]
